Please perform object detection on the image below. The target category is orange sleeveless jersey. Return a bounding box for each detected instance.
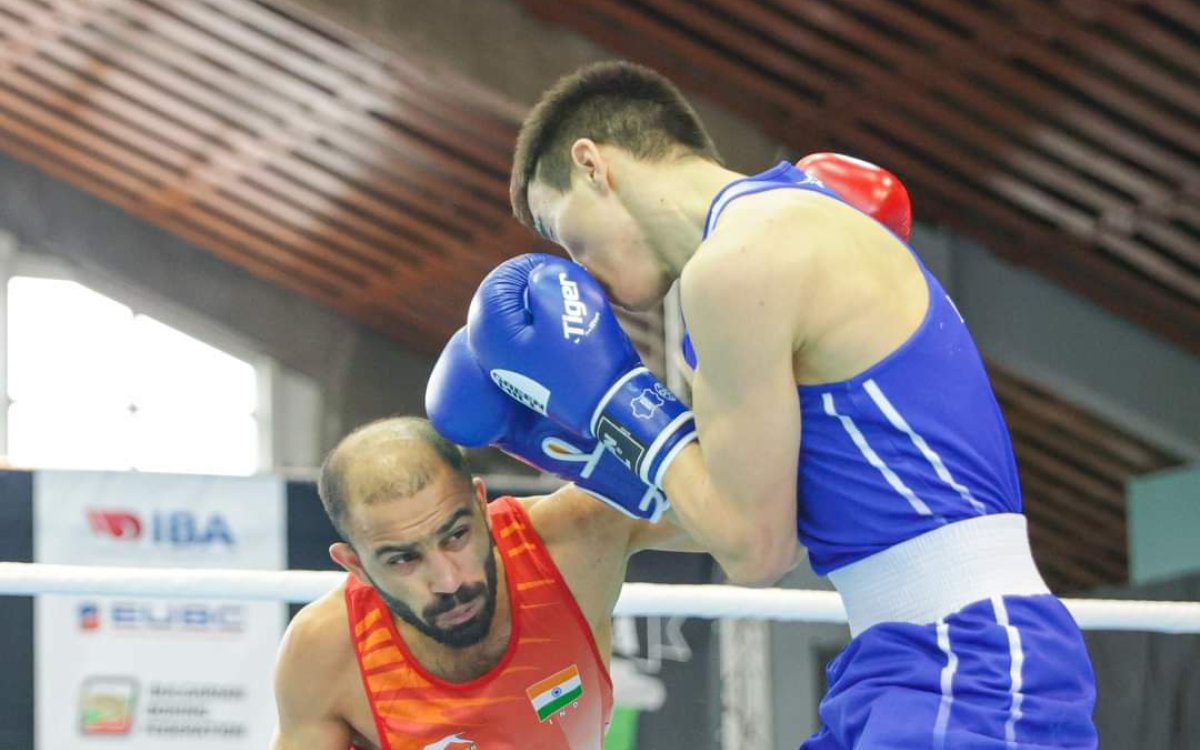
[345,496,614,750]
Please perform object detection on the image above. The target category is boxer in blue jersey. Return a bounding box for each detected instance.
[452,61,1097,748]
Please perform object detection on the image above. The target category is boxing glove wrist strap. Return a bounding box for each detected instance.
[505,434,668,523]
[590,367,698,488]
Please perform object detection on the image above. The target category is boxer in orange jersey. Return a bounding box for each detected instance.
[271,417,696,750]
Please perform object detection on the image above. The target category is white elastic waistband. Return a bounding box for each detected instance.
[827,514,1050,636]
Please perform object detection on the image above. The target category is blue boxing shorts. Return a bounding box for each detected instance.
[800,594,1097,749]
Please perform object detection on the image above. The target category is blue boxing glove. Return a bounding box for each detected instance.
[426,327,668,521]
[467,254,697,489]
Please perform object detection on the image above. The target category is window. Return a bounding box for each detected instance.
[5,276,263,475]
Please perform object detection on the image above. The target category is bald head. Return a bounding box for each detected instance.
[318,417,472,541]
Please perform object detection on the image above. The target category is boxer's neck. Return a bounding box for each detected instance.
[619,156,745,278]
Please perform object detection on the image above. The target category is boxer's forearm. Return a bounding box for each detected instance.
[663,444,798,587]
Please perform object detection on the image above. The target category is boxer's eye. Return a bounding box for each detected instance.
[444,527,470,550]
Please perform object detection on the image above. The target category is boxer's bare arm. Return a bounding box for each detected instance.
[663,191,928,587]
[272,592,356,750]
[526,485,702,555]
[523,486,703,635]
[660,200,840,587]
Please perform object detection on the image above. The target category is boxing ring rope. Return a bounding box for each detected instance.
[3,562,1199,633]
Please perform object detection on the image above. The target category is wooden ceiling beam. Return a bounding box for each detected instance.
[1061,1,1200,77]
[1140,1,1200,39]
[292,139,511,231]
[1027,524,1117,592]
[841,128,1200,348]
[1007,0,1200,120]
[200,0,524,145]
[1024,524,1123,580]
[91,1,509,201]
[1005,417,1136,487]
[0,117,148,203]
[989,374,1175,471]
[1011,444,1126,512]
[832,0,1200,183]
[0,123,362,302]
[161,0,516,168]
[36,2,505,211]
[880,161,1200,353]
[750,0,1183,206]
[9,5,514,275]
[710,0,1196,263]
[1019,469,1126,535]
[524,0,817,118]
[0,20,215,158]
[241,159,475,266]
[914,0,1200,155]
[0,84,179,187]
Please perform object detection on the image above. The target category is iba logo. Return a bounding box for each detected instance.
[86,508,235,547]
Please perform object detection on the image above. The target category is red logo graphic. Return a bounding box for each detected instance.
[86,509,142,540]
[79,603,101,631]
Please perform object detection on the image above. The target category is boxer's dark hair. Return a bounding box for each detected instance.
[511,60,721,231]
[318,417,472,542]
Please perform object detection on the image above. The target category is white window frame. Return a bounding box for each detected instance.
[0,233,277,474]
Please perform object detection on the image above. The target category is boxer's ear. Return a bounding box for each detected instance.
[569,138,610,193]
[330,542,366,580]
[473,477,490,529]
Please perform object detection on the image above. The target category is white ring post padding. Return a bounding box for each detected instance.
[2,563,1199,633]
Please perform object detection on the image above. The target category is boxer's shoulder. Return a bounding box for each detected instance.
[684,189,887,329]
[703,186,882,261]
[277,585,357,702]
[519,486,637,555]
[682,213,818,338]
[274,585,357,724]
[518,486,635,630]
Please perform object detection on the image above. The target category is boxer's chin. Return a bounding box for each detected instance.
[614,294,658,313]
[611,274,672,312]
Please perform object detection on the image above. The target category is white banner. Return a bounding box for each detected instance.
[34,471,286,750]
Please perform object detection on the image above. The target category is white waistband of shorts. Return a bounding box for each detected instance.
[827,514,1050,636]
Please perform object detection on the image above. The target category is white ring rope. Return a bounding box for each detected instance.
[2,562,1199,633]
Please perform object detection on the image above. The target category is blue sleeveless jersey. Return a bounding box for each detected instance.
[692,162,1023,574]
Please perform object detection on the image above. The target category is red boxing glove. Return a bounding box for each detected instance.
[796,153,912,241]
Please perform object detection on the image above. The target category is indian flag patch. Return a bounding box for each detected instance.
[526,665,583,722]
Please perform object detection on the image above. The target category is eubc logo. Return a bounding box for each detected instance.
[78,603,101,631]
[77,601,244,633]
[111,602,244,632]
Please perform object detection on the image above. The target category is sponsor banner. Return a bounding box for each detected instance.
[35,471,285,749]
